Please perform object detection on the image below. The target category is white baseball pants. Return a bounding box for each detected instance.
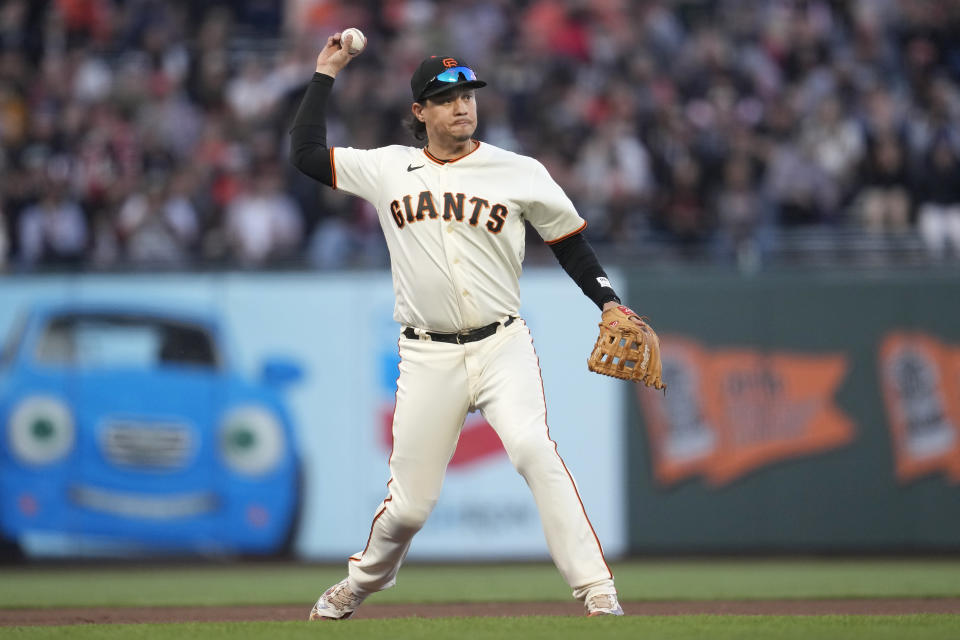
[345,318,615,601]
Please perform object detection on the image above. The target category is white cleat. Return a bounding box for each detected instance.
[585,593,625,617]
[308,578,368,620]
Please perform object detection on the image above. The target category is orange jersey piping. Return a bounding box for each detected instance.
[545,221,588,245]
[422,140,482,165]
[329,147,338,190]
[349,336,402,563]
[526,325,613,579]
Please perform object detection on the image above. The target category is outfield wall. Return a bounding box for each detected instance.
[3,268,959,559]
[626,269,960,552]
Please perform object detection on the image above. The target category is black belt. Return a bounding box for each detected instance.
[403,316,515,344]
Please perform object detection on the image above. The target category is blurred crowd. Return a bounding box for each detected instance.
[2,0,960,272]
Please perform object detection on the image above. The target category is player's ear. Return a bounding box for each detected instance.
[411,101,425,122]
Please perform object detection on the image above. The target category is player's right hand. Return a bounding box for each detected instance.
[315,32,362,77]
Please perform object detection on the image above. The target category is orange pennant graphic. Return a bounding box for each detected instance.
[704,350,853,486]
[878,333,960,484]
[638,337,854,487]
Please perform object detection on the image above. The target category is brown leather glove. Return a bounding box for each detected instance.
[588,305,665,389]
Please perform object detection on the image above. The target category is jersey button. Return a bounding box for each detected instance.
[446,226,454,234]
[453,258,460,264]
[461,289,469,297]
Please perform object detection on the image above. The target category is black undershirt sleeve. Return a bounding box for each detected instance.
[289,73,335,186]
[548,232,621,309]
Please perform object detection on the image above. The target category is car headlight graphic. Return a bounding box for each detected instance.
[8,395,75,465]
[219,406,285,475]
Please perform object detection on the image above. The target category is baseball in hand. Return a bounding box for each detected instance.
[341,28,366,54]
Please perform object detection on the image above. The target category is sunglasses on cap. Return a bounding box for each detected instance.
[432,66,478,83]
[412,58,486,100]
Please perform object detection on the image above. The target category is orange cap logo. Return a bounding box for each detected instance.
[442,57,458,68]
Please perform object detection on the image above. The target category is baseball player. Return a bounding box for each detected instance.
[291,31,641,619]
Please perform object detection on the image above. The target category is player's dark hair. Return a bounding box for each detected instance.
[405,108,428,141]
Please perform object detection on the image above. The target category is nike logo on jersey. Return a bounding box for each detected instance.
[407,164,424,172]
[389,191,509,234]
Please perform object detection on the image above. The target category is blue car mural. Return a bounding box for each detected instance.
[0,304,304,558]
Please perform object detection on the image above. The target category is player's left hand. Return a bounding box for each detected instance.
[601,300,645,326]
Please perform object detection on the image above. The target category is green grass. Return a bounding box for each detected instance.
[3,561,958,639]
[1,559,959,609]
[4,616,960,640]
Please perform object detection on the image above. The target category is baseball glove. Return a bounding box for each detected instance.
[588,305,665,390]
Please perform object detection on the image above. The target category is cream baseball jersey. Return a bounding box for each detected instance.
[331,141,586,332]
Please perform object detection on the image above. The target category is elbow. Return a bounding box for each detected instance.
[287,128,321,171]
[288,142,309,172]
[287,138,334,186]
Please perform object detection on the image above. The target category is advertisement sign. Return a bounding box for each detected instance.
[637,336,854,487]
[625,270,960,552]
[0,270,625,560]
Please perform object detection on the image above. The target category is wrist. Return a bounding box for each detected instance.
[601,293,621,308]
[316,64,340,77]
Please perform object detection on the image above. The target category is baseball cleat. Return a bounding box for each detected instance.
[308,578,368,620]
[585,593,625,617]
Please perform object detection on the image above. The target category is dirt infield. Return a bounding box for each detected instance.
[3,599,960,626]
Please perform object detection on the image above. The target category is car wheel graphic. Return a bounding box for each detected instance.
[0,535,23,564]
